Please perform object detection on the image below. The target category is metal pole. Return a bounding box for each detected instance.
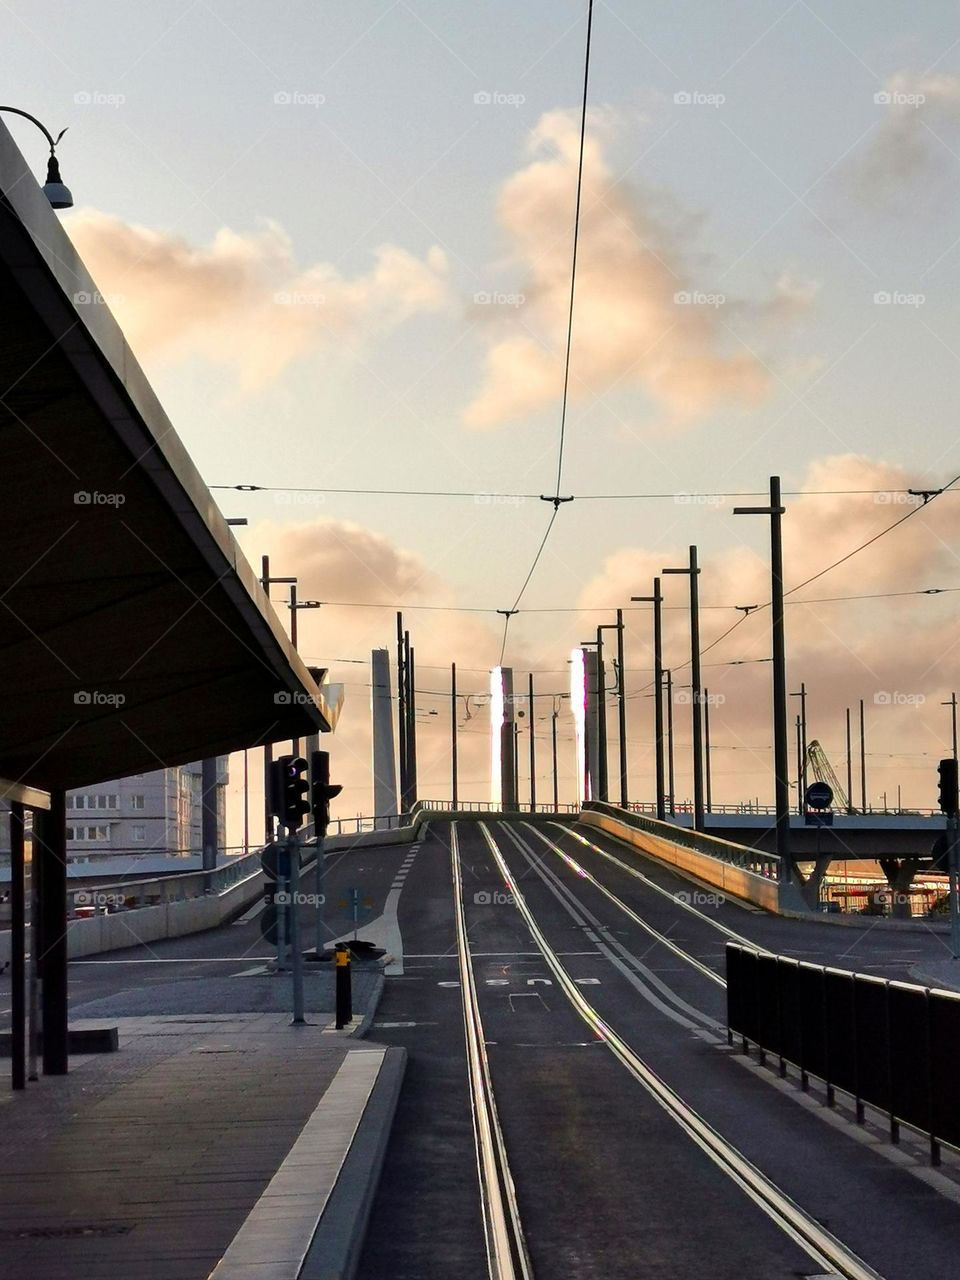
[10,803,25,1089]
[552,708,559,811]
[617,609,628,807]
[597,626,608,802]
[945,692,959,762]
[689,548,705,831]
[243,748,249,856]
[845,707,853,815]
[289,584,300,758]
[799,682,808,799]
[665,669,676,816]
[528,673,536,812]
[28,819,38,1081]
[38,790,68,1075]
[288,829,305,1023]
[860,698,867,814]
[633,582,666,818]
[704,688,712,814]
[262,555,274,844]
[407,644,418,806]
[795,716,803,813]
[514,722,520,806]
[950,814,960,960]
[397,613,407,810]
[734,479,790,878]
[451,662,459,808]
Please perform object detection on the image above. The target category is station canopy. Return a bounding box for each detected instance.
[0,120,338,792]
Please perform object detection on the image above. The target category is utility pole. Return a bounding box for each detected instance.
[261,555,297,843]
[632,580,665,819]
[845,707,854,815]
[665,668,676,816]
[791,681,808,806]
[663,547,704,831]
[397,613,407,811]
[733,478,791,881]
[597,626,608,801]
[406,639,418,808]
[704,688,712,814]
[451,663,459,808]
[528,673,537,812]
[859,698,867,814]
[616,609,628,807]
[795,716,803,812]
[551,701,560,811]
[944,692,958,762]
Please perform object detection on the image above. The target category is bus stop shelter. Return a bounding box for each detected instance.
[0,119,338,1085]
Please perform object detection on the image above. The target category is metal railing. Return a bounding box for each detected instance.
[417,799,580,816]
[67,848,266,915]
[584,800,780,879]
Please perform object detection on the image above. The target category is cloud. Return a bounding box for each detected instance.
[576,454,960,807]
[463,109,793,430]
[66,210,450,388]
[855,71,960,205]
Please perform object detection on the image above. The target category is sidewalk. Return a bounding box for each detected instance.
[0,968,400,1280]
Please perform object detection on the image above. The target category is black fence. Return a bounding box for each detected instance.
[726,942,960,1164]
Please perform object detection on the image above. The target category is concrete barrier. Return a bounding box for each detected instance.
[579,805,782,913]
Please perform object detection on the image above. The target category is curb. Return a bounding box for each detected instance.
[299,1044,406,1280]
[351,970,385,1039]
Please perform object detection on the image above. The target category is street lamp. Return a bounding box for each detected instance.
[632,579,665,820]
[663,547,705,832]
[0,106,72,208]
[733,477,791,882]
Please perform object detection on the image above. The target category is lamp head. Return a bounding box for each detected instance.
[42,152,72,209]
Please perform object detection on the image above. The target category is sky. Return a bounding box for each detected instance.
[6,1,960,831]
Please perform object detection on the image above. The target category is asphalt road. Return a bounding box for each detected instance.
[358,818,960,1279]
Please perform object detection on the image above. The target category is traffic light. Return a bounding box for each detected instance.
[311,750,342,833]
[278,755,310,830]
[938,758,959,816]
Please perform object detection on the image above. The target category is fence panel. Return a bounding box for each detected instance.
[824,967,857,1098]
[798,962,827,1083]
[854,973,890,1115]
[776,956,802,1069]
[929,988,960,1148]
[888,981,931,1136]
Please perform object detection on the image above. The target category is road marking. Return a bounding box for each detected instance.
[372,1021,437,1029]
[231,964,270,978]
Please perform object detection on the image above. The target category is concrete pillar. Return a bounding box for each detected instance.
[36,790,67,1075]
[201,758,218,872]
[371,649,399,829]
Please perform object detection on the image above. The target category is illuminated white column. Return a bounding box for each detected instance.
[584,649,599,803]
[372,649,398,828]
[570,648,586,807]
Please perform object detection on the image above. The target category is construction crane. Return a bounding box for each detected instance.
[805,739,849,811]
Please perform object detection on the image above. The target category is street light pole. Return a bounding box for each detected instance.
[552,701,560,812]
[845,707,854,815]
[944,692,958,762]
[260,557,297,844]
[397,614,407,811]
[0,106,73,207]
[665,669,676,815]
[632,580,665,819]
[528,673,537,812]
[616,610,628,807]
[733,478,791,882]
[597,626,608,801]
[859,698,867,814]
[704,687,712,814]
[451,663,459,808]
[663,547,704,831]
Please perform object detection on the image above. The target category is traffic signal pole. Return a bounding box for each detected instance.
[287,825,305,1023]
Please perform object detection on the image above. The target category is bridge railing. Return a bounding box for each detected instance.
[417,799,580,816]
[583,800,780,879]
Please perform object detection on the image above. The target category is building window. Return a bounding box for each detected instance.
[131,795,145,810]
[68,825,109,842]
[132,824,145,842]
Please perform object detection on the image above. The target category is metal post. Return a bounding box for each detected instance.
[733,479,791,879]
[616,608,628,807]
[287,829,305,1023]
[397,613,407,809]
[860,698,867,814]
[704,688,712,814]
[10,803,25,1090]
[407,644,418,806]
[663,549,703,829]
[243,748,249,856]
[37,790,68,1075]
[949,814,960,960]
[795,716,803,813]
[28,817,38,1081]
[846,707,853,815]
[201,756,218,880]
[451,662,459,808]
[289,584,300,758]
[262,555,274,844]
[633,582,666,819]
[335,943,352,1028]
[665,669,676,816]
[528,673,536,812]
[596,626,608,802]
[944,692,958,762]
[552,707,559,811]
[514,722,520,805]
